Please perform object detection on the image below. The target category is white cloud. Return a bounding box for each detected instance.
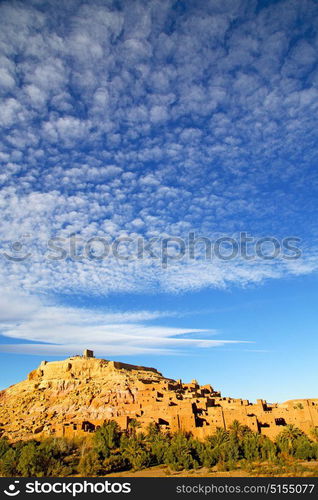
[150,105,168,123]
[0,288,249,355]
[0,0,316,304]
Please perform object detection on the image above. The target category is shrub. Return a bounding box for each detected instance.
[164,433,200,471]
[310,427,318,443]
[78,450,101,476]
[93,420,121,459]
[17,442,44,477]
[199,445,218,468]
[103,454,128,474]
[259,436,277,461]
[0,438,10,459]
[223,437,240,462]
[128,419,142,437]
[0,449,18,477]
[294,437,315,460]
[38,439,73,476]
[146,426,170,465]
[243,433,261,461]
[122,435,152,470]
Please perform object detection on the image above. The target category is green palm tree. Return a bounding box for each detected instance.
[128,418,141,436]
[146,422,160,438]
[277,425,304,453]
[205,428,230,462]
[228,420,250,441]
[93,420,121,459]
[207,428,229,448]
[122,435,151,470]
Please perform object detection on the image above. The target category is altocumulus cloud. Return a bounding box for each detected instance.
[0,0,318,353]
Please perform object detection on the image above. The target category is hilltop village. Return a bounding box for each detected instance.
[0,350,317,442]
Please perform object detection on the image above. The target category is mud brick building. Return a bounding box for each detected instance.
[0,352,317,441]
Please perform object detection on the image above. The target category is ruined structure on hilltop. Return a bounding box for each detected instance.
[0,350,317,441]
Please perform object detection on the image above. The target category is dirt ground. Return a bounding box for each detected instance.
[108,462,318,478]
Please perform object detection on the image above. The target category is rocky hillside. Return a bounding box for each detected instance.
[0,354,174,441]
[0,353,317,442]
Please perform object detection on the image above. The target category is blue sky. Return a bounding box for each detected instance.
[0,0,317,402]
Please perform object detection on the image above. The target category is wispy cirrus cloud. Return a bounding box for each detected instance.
[0,287,249,355]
